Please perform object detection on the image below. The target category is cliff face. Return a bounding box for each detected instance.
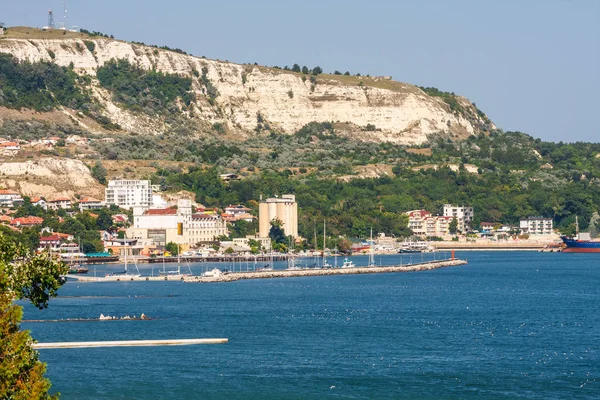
[0,31,493,144]
[0,158,103,199]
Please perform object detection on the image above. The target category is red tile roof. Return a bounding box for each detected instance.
[0,189,20,195]
[0,142,19,147]
[30,197,44,203]
[40,235,61,242]
[10,216,44,226]
[80,197,101,203]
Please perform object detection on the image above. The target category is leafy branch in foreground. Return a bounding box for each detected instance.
[0,233,68,399]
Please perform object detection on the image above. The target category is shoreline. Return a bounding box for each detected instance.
[184,258,467,283]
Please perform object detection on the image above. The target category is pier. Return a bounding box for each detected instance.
[64,258,467,283]
[184,258,467,283]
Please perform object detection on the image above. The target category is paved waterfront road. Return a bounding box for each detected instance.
[21,252,600,399]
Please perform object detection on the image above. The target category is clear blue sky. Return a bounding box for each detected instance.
[3,0,599,142]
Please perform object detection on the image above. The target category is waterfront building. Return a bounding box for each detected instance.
[406,210,453,237]
[443,204,474,232]
[105,180,153,209]
[258,194,298,238]
[127,199,228,249]
[39,235,62,251]
[48,197,72,210]
[520,217,553,235]
[0,189,23,208]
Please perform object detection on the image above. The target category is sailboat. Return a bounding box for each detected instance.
[68,239,88,274]
[104,237,141,280]
[322,220,332,268]
[159,244,191,278]
[367,228,377,267]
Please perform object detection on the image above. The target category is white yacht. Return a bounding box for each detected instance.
[341,258,356,268]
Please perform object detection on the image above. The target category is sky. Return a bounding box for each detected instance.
[2,0,599,142]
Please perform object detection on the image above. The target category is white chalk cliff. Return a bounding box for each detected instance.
[0,33,494,144]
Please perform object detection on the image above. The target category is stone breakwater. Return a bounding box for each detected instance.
[184,259,467,283]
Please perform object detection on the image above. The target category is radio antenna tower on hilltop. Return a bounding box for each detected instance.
[48,10,55,29]
[60,0,68,30]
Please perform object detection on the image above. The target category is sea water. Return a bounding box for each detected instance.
[20,252,600,399]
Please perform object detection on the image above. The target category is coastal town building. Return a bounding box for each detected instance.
[0,141,21,155]
[105,180,153,209]
[223,204,255,223]
[406,210,453,237]
[258,194,298,238]
[39,235,62,251]
[30,197,48,210]
[0,189,23,208]
[443,204,474,232]
[127,199,228,249]
[79,197,104,212]
[48,198,72,210]
[10,216,44,227]
[520,217,553,235]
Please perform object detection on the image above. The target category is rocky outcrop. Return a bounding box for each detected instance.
[0,32,494,144]
[0,157,103,199]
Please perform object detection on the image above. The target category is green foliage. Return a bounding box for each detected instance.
[287,89,293,99]
[165,241,179,255]
[200,66,219,101]
[418,86,464,114]
[91,160,107,184]
[0,54,90,111]
[83,40,95,53]
[0,233,67,399]
[449,217,458,234]
[96,59,193,114]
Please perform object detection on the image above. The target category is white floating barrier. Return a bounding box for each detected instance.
[34,338,228,349]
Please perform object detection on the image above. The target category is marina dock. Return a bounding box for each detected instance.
[64,258,467,283]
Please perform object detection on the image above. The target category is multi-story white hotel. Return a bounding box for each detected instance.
[520,217,553,235]
[443,204,474,232]
[105,180,153,209]
[258,194,298,238]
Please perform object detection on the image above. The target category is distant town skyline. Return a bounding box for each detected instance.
[2,0,599,143]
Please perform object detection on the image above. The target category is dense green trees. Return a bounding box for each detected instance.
[96,59,193,114]
[0,54,90,111]
[0,233,67,399]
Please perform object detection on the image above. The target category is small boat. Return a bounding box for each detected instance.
[68,264,89,274]
[341,258,355,268]
[202,268,223,278]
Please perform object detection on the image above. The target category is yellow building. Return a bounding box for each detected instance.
[258,194,298,238]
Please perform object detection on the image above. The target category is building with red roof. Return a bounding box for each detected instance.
[10,216,44,227]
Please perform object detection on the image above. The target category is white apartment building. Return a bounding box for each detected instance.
[105,180,153,209]
[0,190,23,208]
[406,210,453,237]
[258,194,298,238]
[520,217,553,235]
[127,199,228,249]
[443,204,474,232]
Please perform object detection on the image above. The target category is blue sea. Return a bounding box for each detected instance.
[20,252,600,399]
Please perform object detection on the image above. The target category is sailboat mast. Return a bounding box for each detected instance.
[323,220,326,266]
